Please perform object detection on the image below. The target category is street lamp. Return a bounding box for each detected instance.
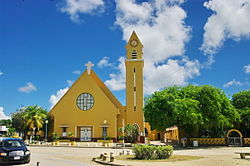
[45,120,48,142]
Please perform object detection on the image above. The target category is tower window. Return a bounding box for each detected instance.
[134,87,136,91]
[131,50,137,59]
[134,106,136,111]
[134,68,136,72]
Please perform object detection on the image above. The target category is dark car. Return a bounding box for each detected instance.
[0,138,30,165]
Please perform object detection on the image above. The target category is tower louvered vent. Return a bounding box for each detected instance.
[132,50,137,59]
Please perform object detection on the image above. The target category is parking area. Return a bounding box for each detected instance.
[18,146,250,166]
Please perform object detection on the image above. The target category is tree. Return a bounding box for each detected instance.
[0,119,16,137]
[144,85,239,138]
[173,98,203,136]
[232,90,250,137]
[12,110,27,137]
[11,106,48,140]
[232,90,250,109]
[121,124,139,143]
[0,119,12,127]
[197,85,239,137]
[23,105,48,140]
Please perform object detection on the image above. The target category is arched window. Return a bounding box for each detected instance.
[131,50,137,59]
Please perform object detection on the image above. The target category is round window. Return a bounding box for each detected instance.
[76,93,94,110]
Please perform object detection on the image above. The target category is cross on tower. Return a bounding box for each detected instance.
[85,61,94,75]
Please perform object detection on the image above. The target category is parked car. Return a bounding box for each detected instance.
[0,137,31,164]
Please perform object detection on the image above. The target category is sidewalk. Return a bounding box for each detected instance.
[29,141,133,149]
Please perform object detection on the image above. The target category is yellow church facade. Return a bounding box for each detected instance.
[50,32,145,142]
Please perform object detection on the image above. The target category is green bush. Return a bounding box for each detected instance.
[133,144,173,160]
[155,145,173,159]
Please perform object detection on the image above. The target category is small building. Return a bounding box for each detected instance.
[145,123,179,144]
[50,32,145,142]
[0,126,8,136]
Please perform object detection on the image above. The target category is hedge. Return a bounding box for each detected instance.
[133,144,173,160]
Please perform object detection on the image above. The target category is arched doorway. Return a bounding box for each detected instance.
[133,124,139,142]
[226,129,243,146]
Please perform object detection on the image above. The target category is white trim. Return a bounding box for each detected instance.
[126,59,144,62]
[100,125,109,127]
[59,125,69,128]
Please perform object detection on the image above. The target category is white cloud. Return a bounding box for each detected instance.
[73,70,81,75]
[0,106,10,120]
[201,0,250,54]
[144,58,200,94]
[244,64,250,74]
[49,87,69,109]
[18,82,37,93]
[97,56,113,68]
[67,80,74,86]
[58,0,105,23]
[0,71,3,76]
[223,79,243,88]
[104,57,126,91]
[105,0,200,94]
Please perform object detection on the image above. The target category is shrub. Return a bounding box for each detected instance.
[103,136,112,140]
[133,144,173,160]
[155,145,173,159]
[52,132,59,141]
[118,136,124,140]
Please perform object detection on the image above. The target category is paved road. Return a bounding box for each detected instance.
[20,146,124,166]
[5,146,250,166]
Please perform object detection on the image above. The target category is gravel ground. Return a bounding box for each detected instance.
[20,146,250,166]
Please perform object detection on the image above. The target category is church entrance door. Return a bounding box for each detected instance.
[80,127,92,141]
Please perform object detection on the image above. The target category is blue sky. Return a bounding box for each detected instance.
[0,0,250,118]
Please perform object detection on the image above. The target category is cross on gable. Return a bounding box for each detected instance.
[85,61,94,75]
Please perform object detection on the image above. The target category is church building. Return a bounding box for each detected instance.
[50,31,145,142]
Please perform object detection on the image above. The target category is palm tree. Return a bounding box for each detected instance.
[23,105,47,142]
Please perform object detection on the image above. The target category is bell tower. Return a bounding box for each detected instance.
[125,31,144,137]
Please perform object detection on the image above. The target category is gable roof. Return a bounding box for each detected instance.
[90,70,125,111]
[50,69,125,113]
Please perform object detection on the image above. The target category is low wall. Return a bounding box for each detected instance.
[190,138,226,145]
[244,138,250,145]
[190,138,250,146]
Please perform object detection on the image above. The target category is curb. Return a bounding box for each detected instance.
[92,158,126,166]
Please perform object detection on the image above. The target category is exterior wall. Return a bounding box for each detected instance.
[125,60,144,133]
[51,71,119,140]
[145,122,164,141]
[145,122,154,140]
[117,110,127,137]
[145,123,179,142]
[165,126,179,142]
